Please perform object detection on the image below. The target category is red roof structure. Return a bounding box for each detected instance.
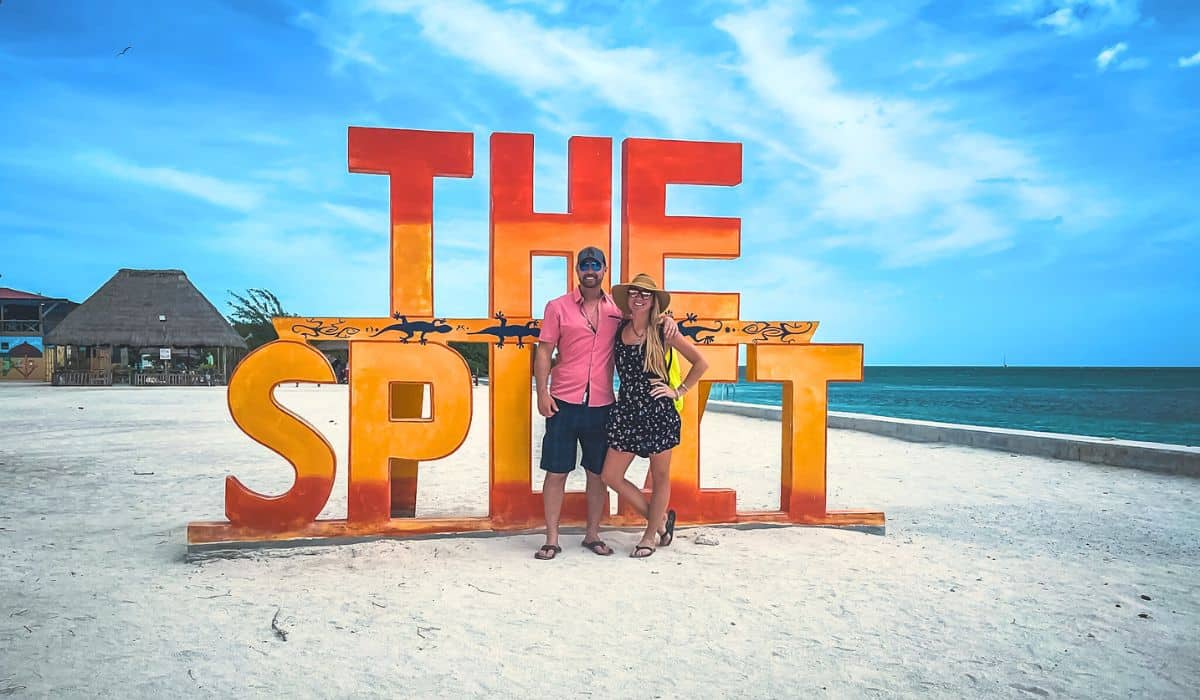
[7,342,42,358]
[0,287,58,301]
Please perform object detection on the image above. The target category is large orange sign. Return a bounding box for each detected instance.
[186,128,884,549]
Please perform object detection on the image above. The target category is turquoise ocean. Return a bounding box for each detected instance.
[709,367,1200,447]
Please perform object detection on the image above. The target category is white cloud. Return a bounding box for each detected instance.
[208,213,390,316]
[1000,0,1043,14]
[346,0,742,136]
[1096,42,1127,71]
[1179,50,1200,68]
[1013,182,1070,218]
[885,205,1011,267]
[814,18,888,41]
[301,0,1076,268]
[79,152,263,211]
[1116,56,1149,71]
[321,203,386,233]
[1096,43,1150,72]
[252,167,314,189]
[713,4,1066,264]
[1008,0,1142,36]
[202,197,494,317]
[910,52,974,70]
[502,0,566,14]
[295,12,387,74]
[1037,7,1076,32]
[432,217,493,254]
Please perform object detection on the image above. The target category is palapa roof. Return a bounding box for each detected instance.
[45,269,247,349]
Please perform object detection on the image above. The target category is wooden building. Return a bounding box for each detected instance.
[0,287,76,382]
[44,269,247,386]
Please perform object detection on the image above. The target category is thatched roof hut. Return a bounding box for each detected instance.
[45,269,246,349]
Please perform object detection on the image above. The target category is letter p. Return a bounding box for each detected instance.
[347,342,473,522]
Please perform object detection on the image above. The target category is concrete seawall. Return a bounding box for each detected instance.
[706,400,1200,477]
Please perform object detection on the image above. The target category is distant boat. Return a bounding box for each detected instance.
[1003,354,1008,368]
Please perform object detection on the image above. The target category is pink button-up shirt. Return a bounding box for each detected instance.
[539,288,623,406]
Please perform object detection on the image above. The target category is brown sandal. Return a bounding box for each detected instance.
[581,540,613,556]
[630,545,656,559]
[659,510,677,547]
[534,544,562,560]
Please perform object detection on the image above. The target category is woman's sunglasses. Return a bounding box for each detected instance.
[578,260,603,272]
[627,288,654,299]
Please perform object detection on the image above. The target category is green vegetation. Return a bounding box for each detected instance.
[226,288,292,350]
[450,341,489,378]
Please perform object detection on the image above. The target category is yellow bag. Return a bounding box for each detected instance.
[666,346,683,413]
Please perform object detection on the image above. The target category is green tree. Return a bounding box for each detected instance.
[227,288,293,350]
[449,341,489,378]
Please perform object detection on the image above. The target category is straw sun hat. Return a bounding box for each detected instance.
[612,273,671,315]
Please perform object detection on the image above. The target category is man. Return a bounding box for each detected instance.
[533,246,676,560]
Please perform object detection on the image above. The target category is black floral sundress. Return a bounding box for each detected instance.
[606,321,682,458]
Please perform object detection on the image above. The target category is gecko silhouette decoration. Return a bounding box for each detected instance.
[741,321,818,343]
[468,312,540,348]
[187,128,883,554]
[676,313,723,344]
[289,318,360,339]
[369,314,453,344]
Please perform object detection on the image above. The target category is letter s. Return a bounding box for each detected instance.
[225,340,337,531]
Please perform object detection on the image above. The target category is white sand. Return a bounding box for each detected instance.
[1,383,1197,698]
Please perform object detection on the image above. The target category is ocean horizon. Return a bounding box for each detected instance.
[710,365,1200,447]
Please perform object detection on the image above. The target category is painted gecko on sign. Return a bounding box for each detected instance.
[369,314,453,344]
[468,312,540,348]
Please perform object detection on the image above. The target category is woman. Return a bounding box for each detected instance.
[601,273,709,558]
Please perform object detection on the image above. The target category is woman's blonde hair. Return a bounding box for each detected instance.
[640,296,669,381]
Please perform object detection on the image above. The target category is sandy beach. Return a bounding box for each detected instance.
[1,383,1197,698]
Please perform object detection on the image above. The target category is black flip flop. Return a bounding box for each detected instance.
[630,545,656,559]
[659,509,677,547]
[581,540,613,556]
[534,544,562,560]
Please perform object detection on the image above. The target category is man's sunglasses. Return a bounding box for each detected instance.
[578,260,603,272]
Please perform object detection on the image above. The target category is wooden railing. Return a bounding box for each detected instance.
[51,369,225,386]
[0,320,41,334]
[132,371,223,386]
[52,370,111,386]
[51,369,226,387]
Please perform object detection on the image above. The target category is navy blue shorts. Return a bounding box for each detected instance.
[540,398,610,475]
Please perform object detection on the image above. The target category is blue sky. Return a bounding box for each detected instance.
[1,0,1197,366]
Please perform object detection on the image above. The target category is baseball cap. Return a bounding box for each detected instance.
[577,246,606,267]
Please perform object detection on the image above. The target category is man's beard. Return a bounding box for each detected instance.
[578,273,602,288]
